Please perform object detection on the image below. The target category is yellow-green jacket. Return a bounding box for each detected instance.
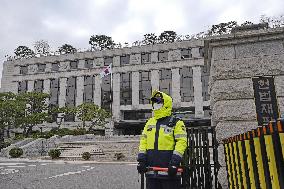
[137,91,187,176]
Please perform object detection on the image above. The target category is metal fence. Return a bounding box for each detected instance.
[223,119,284,189]
[182,126,221,189]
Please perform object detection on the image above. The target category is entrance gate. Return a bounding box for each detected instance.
[182,125,221,189]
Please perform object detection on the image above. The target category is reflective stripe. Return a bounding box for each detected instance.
[174,134,187,138]
[148,125,155,129]
[160,125,167,129]
[139,151,146,154]
[173,151,183,158]
[146,171,181,176]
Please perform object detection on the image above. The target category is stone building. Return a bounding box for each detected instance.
[205,25,284,187]
[1,39,210,135]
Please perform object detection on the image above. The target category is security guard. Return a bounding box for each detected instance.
[137,90,187,189]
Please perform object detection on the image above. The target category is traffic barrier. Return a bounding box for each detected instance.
[223,119,284,189]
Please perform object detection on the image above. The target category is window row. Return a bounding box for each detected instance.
[19,48,205,75]
[17,66,208,106]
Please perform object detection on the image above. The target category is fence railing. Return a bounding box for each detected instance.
[182,126,221,189]
[223,119,284,189]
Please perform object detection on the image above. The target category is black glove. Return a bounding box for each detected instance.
[168,165,178,177]
[137,161,147,174]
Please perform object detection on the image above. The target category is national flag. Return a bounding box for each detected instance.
[100,63,112,78]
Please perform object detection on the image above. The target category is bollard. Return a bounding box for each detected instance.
[264,122,281,189]
[237,134,248,189]
[244,132,257,189]
[223,120,284,189]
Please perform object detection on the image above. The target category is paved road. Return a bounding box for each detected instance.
[0,160,140,189]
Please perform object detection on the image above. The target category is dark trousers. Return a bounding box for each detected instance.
[146,178,181,189]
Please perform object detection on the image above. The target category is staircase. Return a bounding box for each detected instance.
[57,140,139,161]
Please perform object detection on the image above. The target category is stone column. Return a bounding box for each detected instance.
[132,71,139,108]
[45,63,52,72]
[27,80,34,92]
[151,70,159,92]
[112,73,120,121]
[59,78,67,107]
[191,47,201,58]
[192,66,204,118]
[11,82,18,94]
[113,56,120,67]
[171,68,181,108]
[14,66,20,75]
[94,75,102,106]
[78,59,85,69]
[76,76,84,106]
[151,52,158,63]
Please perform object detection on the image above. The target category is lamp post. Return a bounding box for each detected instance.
[24,104,31,137]
[39,126,44,156]
[56,113,65,129]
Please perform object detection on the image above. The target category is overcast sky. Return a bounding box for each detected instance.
[0,0,283,87]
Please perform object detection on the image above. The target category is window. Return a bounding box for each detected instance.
[180,67,194,102]
[159,69,172,95]
[20,66,28,75]
[120,72,132,105]
[201,63,210,101]
[70,60,78,69]
[85,59,93,69]
[18,81,28,93]
[101,75,111,112]
[120,55,130,65]
[51,62,59,71]
[158,51,168,62]
[83,75,95,103]
[65,77,77,122]
[181,48,192,59]
[141,53,151,63]
[37,64,46,72]
[34,80,44,93]
[139,71,151,104]
[104,57,113,66]
[50,78,60,107]
[199,47,205,57]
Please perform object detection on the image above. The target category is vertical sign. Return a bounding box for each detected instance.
[252,76,279,126]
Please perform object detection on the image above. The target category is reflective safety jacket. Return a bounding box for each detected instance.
[138,91,187,177]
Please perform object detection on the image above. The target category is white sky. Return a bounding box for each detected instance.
[0,0,283,87]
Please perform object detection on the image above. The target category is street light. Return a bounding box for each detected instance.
[56,113,65,129]
[39,126,45,156]
[24,104,32,136]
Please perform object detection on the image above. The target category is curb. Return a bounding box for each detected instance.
[0,157,138,165]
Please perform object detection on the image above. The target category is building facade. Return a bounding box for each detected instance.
[1,39,210,135]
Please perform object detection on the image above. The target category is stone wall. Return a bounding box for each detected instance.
[205,26,284,188]
[0,134,139,160]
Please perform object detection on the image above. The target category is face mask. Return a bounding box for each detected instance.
[153,103,163,110]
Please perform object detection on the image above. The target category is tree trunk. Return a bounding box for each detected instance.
[6,126,10,138]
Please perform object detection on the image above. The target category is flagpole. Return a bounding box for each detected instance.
[110,64,113,136]
[110,64,113,117]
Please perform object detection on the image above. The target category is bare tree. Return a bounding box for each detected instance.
[34,40,50,56]
[260,14,284,28]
